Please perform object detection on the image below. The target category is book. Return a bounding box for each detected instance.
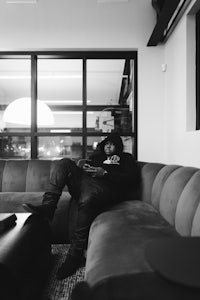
[0,213,17,233]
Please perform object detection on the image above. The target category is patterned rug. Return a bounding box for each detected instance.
[42,244,85,300]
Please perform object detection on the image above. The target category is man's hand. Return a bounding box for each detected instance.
[83,164,107,178]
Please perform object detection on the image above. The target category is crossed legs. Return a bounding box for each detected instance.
[23,158,116,279]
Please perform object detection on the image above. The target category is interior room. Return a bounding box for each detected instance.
[0,0,200,300]
[0,0,199,167]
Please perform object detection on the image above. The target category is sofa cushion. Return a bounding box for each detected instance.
[0,192,44,211]
[2,160,28,192]
[159,167,198,226]
[91,271,200,300]
[0,191,72,243]
[175,170,200,236]
[85,200,178,289]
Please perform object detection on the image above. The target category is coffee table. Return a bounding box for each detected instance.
[0,213,30,249]
[0,213,52,300]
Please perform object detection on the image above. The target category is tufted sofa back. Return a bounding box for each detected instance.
[141,163,200,237]
[0,159,66,192]
[1,159,200,238]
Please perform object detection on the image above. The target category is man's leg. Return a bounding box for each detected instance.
[57,178,114,279]
[23,158,83,220]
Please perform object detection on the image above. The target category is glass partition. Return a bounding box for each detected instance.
[0,52,137,160]
[38,59,83,132]
[87,59,125,105]
[0,136,30,159]
[0,58,31,133]
[38,136,82,161]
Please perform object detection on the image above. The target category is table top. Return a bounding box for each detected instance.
[145,237,200,288]
[0,213,31,252]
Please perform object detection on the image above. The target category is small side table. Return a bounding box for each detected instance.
[145,236,200,288]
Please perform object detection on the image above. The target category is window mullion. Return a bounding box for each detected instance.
[82,58,87,158]
[31,54,38,158]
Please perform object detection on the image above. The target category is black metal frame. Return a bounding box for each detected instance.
[0,50,138,159]
[196,10,200,130]
[148,0,192,46]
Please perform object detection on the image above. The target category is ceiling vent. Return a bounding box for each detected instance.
[97,0,129,3]
[6,0,37,3]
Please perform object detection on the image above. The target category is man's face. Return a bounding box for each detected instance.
[104,141,116,156]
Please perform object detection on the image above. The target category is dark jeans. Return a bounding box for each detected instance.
[42,158,120,254]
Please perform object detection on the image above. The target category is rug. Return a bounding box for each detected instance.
[42,244,85,300]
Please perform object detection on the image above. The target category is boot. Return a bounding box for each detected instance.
[22,203,55,221]
[57,249,85,280]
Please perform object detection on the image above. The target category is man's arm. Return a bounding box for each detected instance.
[103,155,141,187]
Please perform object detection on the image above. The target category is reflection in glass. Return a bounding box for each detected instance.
[87,108,132,134]
[87,59,134,134]
[0,58,31,133]
[3,98,54,126]
[0,136,30,159]
[37,59,83,132]
[121,136,133,154]
[38,59,82,104]
[0,56,135,159]
[38,111,83,133]
[38,136,82,161]
[87,60,125,105]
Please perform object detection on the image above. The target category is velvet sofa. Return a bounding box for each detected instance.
[1,159,200,299]
[0,159,72,243]
[84,162,200,300]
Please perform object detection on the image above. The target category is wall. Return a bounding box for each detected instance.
[0,0,165,162]
[164,0,200,167]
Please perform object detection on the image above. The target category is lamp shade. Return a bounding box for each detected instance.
[3,97,54,126]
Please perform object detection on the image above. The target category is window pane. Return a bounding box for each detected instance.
[87,59,125,105]
[122,136,133,154]
[87,59,133,105]
[0,136,30,159]
[86,136,133,158]
[38,111,83,133]
[0,58,31,133]
[86,136,103,158]
[38,59,82,104]
[87,59,134,134]
[38,136,82,161]
[37,59,83,132]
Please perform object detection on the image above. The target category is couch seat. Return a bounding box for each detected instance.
[0,191,71,243]
[85,200,186,299]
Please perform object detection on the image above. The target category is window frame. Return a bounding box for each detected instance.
[0,50,138,159]
[196,9,200,130]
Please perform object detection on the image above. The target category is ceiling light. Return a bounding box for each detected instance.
[53,111,94,115]
[50,129,72,133]
[3,97,54,126]
[44,100,91,104]
[0,75,31,79]
[0,72,82,80]
[6,0,37,3]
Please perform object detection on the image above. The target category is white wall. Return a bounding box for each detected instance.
[138,46,165,163]
[164,0,200,167]
[0,0,165,162]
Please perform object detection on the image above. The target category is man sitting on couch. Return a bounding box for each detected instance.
[23,132,140,279]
